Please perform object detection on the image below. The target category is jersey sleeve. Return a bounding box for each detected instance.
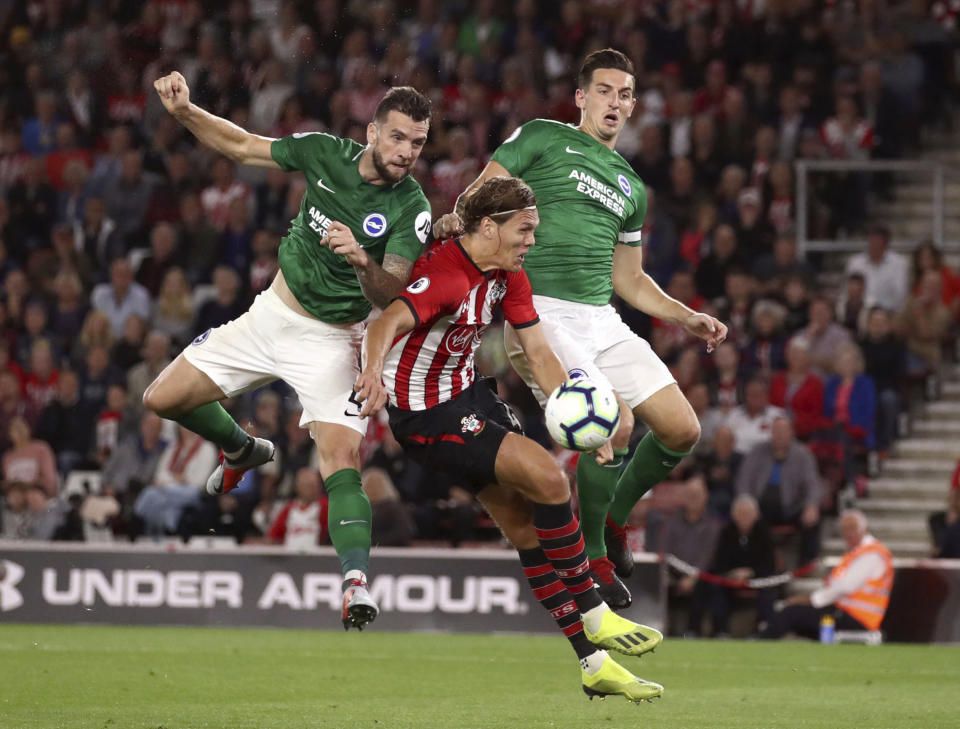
[396,257,468,326]
[490,120,551,177]
[270,132,342,173]
[385,190,433,262]
[502,270,539,329]
[618,179,647,247]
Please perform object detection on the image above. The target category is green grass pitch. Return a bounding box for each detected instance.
[0,624,957,729]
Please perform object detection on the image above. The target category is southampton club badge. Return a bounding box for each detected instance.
[461,413,486,436]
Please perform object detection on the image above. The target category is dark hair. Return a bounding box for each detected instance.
[867,224,890,242]
[461,177,537,233]
[847,272,865,284]
[373,86,432,124]
[577,48,635,92]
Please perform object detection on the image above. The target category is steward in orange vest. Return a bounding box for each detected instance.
[761,510,894,638]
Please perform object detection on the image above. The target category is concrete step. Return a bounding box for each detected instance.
[911,420,960,437]
[859,496,944,512]
[867,478,949,498]
[922,401,960,420]
[860,514,930,533]
[879,458,956,478]
[893,438,960,459]
[822,537,931,558]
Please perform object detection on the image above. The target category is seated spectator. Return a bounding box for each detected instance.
[763,510,892,639]
[103,149,156,246]
[21,339,60,416]
[859,307,905,454]
[803,296,853,376]
[752,233,815,296]
[895,269,952,375]
[845,225,908,312]
[929,485,960,559]
[769,335,824,440]
[656,475,722,636]
[249,230,280,293]
[2,416,59,498]
[694,425,742,516]
[101,411,167,532]
[823,343,877,467]
[48,270,89,354]
[740,299,788,377]
[201,157,251,232]
[639,188,681,288]
[363,467,416,547]
[650,269,704,360]
[735,417,821,563]
[707,341,742,413]
[724,377,786,456]
[178,193,221,284]
[152,267,195,347]
[0,483,66,540]
[94,383,133,466]
[0,370,26,451]
[836,273,868,334]
[136,222,182,297]
[194,266,246,336]
[780,274,810,333]
[36,369,95,475]
[732,187,775,261]
[706,495,776,637]
[694,224,743,301]
[711,267,755,348]
[687,382,725,453]
[90,258,152,338]
[911,241,960,318]
[132,425,218,537]
[75,196,121,270]
[267,468,329,550]
[111,314,147,372]
[71,310,114,366]
[16,301,60,370]
[127,331,172,419]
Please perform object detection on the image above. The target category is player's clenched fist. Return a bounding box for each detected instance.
[154,71,191,116]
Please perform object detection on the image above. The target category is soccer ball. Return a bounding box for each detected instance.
[544,377,620,451]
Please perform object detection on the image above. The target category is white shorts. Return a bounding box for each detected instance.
[504,295,676,410]
[183,288,367,435]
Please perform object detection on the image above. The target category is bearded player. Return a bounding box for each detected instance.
[438,49,727,608]
[145,72,433,630]
[355,176,663,702]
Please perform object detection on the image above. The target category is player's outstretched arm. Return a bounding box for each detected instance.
[612,245,727,352]
[513,323,567,400]
[355,300,416,417]
[153,71,280,169]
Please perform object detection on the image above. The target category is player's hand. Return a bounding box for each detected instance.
[682,312,728,353]
[353,369,387,418]
[433,212,464,239]
[153,71,191,116]
[591,440,614,465]
[322,221,370,268]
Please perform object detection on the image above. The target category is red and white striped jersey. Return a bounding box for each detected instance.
[383,239,539,410]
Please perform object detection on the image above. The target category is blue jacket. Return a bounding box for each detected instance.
[823,374,877,448]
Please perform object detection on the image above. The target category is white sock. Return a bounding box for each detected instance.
[582,602,611,634]
[579,650,607,675]
[344,569,366,585]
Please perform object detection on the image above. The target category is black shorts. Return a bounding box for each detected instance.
[388,378,524,492]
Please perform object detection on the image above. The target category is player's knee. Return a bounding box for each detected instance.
[611,407,635,450]
[142,379,173,417]
[536,465,570,504]
[662,417,700,453]
[317,444,360,474]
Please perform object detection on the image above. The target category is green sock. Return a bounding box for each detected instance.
[576,447,628,560]
[325,468,372,576]
[608,432,690,526]
[173,402,249,453]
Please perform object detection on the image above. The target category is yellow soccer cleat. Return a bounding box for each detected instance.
[584,610,663,657]
[581,654,664,703]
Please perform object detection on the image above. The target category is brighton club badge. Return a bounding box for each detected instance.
[461,413,485,435]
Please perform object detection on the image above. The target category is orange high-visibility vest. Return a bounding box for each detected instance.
[828,537,894,631]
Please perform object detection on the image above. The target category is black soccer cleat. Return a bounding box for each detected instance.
[589,557,632,610]
[605,518,635,578]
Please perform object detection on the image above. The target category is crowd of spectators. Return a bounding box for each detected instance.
[1,0,960,588]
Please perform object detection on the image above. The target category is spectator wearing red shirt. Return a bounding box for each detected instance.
[769,335,825,440]
[268,468,329,550]
[911,241,960,318]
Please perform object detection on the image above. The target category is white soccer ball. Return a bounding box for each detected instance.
[544,377,621,451]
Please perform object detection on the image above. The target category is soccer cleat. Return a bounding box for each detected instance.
[589,557,632,610]
[342,576,379,631]
[604,517,635,578]
[581,654,664,703]
[205,437,276,495]
[584,608,663,658]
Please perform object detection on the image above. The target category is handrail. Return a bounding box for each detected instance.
[794,159,960,255]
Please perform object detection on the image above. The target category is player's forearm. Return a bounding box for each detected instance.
[615,270,695,323]
[527,349,568,399]
[354,259,407,310]
[361,316,397,378]
[174,103,262,163]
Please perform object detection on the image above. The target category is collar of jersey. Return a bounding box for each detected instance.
[454,238,491,277]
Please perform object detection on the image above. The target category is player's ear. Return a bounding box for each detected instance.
[481,216,495,239]
[575,87,587,110]
[367,122,379,146]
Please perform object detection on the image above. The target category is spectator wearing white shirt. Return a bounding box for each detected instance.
[268,468,328,551]
[845,226,909,312]
[763,510,893,639]
[723,378,786,456]
[90,258,152,338]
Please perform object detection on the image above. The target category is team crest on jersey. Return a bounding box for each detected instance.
[617,174,631,196]
[461,413,485,436]
[406,277,430,294]
[489,279,508,302]
[192,329,211,346]
[362,213,388,238]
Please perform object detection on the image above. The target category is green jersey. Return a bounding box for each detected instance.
[491,119,646,305]
[271,132,432,323]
